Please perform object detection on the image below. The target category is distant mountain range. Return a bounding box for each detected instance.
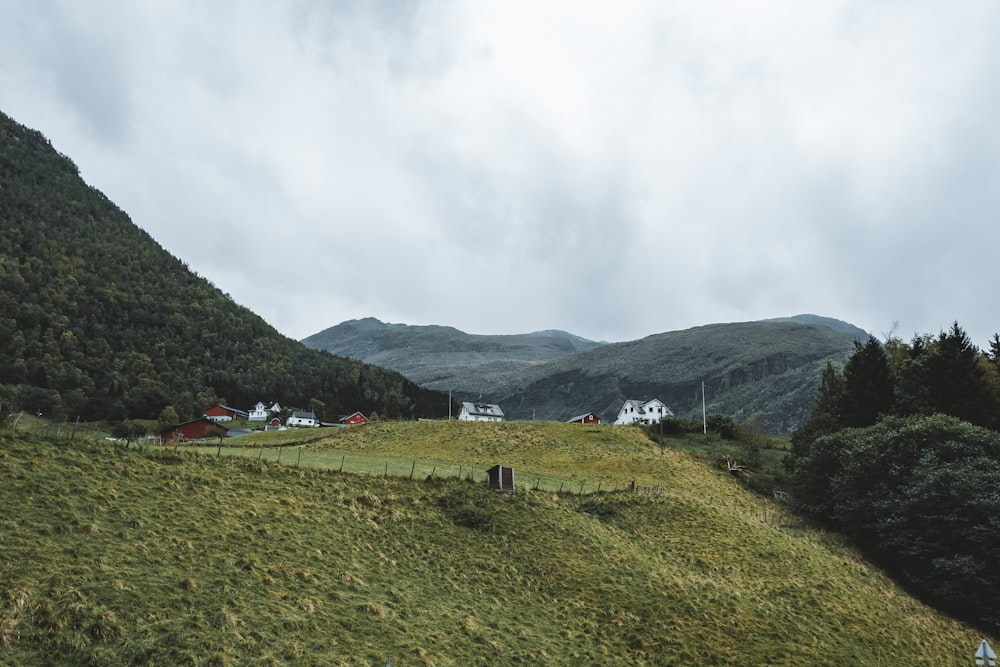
[303,315,869,434]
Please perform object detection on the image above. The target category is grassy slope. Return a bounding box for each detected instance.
[1,422,992,666]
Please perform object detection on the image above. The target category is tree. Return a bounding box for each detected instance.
[795,415,1000,634]
[788,360,844,460]
[156,405,179,432]
[839,336,893,428]
[898,322,996,426]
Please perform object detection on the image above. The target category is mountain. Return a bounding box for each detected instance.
[303,315,868,434]
[0,110,449,423]
[302,317,606,393]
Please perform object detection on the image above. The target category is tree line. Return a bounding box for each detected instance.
[785,323,1000,634]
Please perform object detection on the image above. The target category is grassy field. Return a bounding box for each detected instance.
[1,421,993,665]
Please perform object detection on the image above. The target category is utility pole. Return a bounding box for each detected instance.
[702,381,707,434]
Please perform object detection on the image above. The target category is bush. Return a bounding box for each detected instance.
[786,414,1000,633]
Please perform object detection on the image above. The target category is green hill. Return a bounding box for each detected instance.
[1,421,991,666]
[0,110,449,423]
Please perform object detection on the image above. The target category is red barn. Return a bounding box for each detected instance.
[567,413,600,425]
[340,412,369,426]
[160,417,227,443]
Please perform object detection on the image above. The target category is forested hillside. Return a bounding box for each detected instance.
[786,327,1000,634]
[0,111,450,423]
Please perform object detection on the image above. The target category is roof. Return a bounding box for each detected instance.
[290,410,317,420]
[567,413,597,422]
[461,401,504,418]
[620,398,666,413]
[207,404,248,416]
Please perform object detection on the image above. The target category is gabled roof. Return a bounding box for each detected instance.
[207,404,248,416]
[461,401,504,418]
[620,398,666,413]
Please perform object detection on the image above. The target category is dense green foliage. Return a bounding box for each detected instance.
[787,326,1000,634]
[0,111,451,423]
[1,424,990,665]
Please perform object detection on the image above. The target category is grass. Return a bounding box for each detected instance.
[0,421,994,665]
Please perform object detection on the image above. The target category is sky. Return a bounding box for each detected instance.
[2,1,1000,347]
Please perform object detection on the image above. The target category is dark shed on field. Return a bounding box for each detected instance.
[487,465,515,494]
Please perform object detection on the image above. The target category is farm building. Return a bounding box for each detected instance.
[204,404,248,422]
[340,411,368,426]
[160,417,227,443]
[613,398,673,425]
[458,402,504,422]
[286,410,319,428]
[567,413,600,424]
[487,464,515,493]
[248,401,281,421]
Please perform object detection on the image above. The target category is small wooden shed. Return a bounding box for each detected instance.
[487,465,515,494]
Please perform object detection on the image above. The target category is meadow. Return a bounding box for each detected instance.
[1,420,993,665]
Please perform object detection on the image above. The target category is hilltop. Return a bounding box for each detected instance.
[303,316,869,433]
[0,422,990,665]
[0,110,449,423]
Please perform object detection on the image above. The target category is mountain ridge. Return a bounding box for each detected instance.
[302,315,868,433]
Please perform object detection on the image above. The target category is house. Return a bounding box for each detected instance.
[458,402,504,422]
[160,417,227,443]
[567,412,600,425]
[248,401,281,422]
[613,398,673,425]
[340,412,368,426]
[286,410,319,428]
[204,404,247,422]
[487,464,515,493]
[265,417,282,431]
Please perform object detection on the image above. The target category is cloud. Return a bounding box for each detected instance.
[2,0,1000,346]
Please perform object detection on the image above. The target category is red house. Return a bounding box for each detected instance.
[340,412,369,426]
[160,417,227,443]
[567,413,600,425]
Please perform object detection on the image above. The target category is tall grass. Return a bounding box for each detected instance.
[0,424,993,665]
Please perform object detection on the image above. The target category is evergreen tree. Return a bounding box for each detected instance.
[839,336,894,428]
[924,323,991,427]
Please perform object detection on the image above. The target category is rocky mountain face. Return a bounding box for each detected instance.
[303,316,869,434]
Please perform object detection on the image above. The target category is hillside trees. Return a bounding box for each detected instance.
[0,110,449,423]
[838,335,893,427]
[789,415,1000,633]
[787,323,1000,634]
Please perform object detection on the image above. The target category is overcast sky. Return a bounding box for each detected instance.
[3,1,1000,347]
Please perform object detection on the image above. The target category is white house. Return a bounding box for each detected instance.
[286,410,319,428]
[614,398,673,425]
[248,401,281,422]
[457,402,504,422]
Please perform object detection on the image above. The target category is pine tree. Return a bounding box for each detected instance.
[839,336,894,428]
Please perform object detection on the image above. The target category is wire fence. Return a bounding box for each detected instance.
[4,417,809,528]
[192,443,633,495]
